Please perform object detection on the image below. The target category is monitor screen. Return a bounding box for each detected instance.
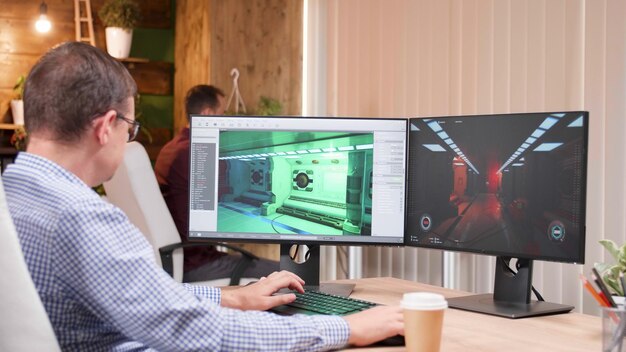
[405,112,587,264]
[188,115,407,246]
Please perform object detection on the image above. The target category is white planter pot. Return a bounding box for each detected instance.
[105,27,133,59]
[10,99,24,125]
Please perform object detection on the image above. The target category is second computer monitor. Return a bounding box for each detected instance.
[405,112,587,263]
[405,111,588,318]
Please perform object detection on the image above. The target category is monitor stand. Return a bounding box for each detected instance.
[280,244,355,297]
[447,257,574,319]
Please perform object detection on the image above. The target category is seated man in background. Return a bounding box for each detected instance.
[155,84,279,283]
[2,42,403,351]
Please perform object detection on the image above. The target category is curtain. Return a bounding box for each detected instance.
[304,0,626,315]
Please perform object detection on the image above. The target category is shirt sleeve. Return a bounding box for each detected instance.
[182,283,221,303]
[55,200,349,351]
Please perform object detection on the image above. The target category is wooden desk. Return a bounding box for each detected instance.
[337,277,601,351]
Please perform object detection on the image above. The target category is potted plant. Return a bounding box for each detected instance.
[10,75,25,125]
[596,239,626,303]
[98,0,141,59]
[256,96,283,116]
[10,126,28,151]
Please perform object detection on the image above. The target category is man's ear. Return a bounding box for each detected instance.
[92,110,117,145]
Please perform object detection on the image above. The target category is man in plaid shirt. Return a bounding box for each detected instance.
[2,42,403,351]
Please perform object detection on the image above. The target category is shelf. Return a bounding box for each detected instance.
[116,57,150,64]
[0,123,20,130]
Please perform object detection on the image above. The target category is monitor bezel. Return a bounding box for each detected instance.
[404,111,588,264]
[187,114,409,247]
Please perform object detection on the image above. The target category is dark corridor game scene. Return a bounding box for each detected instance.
[406,112,588,263]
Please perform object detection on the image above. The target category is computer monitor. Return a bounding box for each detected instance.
[188,115,407,294]
[405,111,588,318]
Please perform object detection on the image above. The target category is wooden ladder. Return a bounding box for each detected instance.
[74,0,95,46]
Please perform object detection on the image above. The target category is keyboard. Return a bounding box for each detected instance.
[270,289,377,316]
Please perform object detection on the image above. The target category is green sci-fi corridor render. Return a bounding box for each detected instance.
[216,130,374,237]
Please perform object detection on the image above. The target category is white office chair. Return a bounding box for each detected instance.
[0,178,61,351]
[103,142,258,286]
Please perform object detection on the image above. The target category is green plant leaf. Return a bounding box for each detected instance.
[595,262,613,275]
[256,96,282,116]
[13,75,25,100]
[619,244,626,267]
[606,278,623,296]
[600,239,620,261]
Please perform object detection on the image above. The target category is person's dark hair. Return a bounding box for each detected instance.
[24,41,137,142]
[184,85,225,119]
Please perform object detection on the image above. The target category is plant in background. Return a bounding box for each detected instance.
[13,75,25,100]
[256,96,283,116]
[10,75,26,125]
[10,126,28,151]
[134,94,152,143]
[93,184,106,196]
[98,0,141,29]
[596,239,626,296]
[226,96,283,116]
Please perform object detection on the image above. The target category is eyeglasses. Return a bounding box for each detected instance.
[116,112,140,142]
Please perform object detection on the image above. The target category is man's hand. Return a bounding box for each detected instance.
[220,270,305,311]
[343,306,404,346]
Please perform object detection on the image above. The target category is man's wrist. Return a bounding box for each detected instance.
[219,288,241,309]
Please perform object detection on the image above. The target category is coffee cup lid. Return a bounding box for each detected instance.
[401,292,448,310]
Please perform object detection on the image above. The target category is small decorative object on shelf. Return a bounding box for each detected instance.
[10,126,28,151]
[98,0,141,59]
[11,75,26,125]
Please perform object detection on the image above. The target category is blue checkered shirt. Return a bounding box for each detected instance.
[3,153,349,351]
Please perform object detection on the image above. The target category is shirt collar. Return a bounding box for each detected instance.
[15,152,90,188]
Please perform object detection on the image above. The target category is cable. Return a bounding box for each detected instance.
[504,258,544,302]
[289,244,312,262]
[290,245,300,261]
[513,259,545,301]
[270,214,285,234]
[337,246,349,278]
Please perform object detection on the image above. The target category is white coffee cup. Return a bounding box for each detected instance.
[401,292,447,352]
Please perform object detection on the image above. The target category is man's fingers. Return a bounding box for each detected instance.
[267,270,305,285]
[261,293,296,310]
[263,272,305,293]
[256,271,305,293]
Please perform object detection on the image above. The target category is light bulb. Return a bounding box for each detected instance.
[35,14,51,33]
[35,1,51,33]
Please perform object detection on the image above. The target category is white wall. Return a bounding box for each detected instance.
[304,0,626,315]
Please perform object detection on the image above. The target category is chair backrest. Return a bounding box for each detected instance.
[0,177,61,351]
[103,142,185,281]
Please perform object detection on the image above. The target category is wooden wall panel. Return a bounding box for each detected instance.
[0,0,172,119]
[0,90,14,123]
[210,0,302,117]
[173,0,211,131]
[0,18,76,56]
[120,60,173,95]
